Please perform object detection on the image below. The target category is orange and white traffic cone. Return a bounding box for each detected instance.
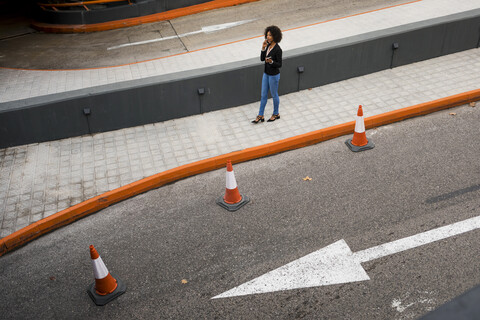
[216,160,250,211]
[345,105,375,152]
[87,245,126,306]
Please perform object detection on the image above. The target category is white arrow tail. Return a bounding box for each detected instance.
[354,215,480,263]
[108,20,255,50]
[201,20,255,33]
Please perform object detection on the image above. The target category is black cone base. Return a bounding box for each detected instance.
[87,274,126,306]
[216,195,250,212]
[345,139,375,152]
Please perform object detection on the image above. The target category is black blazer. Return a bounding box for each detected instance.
[261,43,282,75]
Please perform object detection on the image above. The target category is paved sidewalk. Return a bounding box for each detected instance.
[1,0,480,238]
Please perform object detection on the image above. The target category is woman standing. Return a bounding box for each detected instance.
[252,25,283,123]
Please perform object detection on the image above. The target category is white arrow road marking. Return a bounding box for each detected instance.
[107,20,255,50]
[212,215,480,299]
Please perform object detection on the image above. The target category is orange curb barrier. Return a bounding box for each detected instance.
[1,88,479,257]
[31,0,260,33]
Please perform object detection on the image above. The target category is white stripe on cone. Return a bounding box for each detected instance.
[351,105,369,147]
[355,115,365,133]
[226,171,237,190]
[223,160,242,204]
[92,256,109,280]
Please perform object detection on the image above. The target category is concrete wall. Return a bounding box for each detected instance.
[37,0,212,25]
[1,10,480,148]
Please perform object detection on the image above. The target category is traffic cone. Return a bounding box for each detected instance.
[216,160,250,211]
[87,245,126,306]
[345,105,375,152]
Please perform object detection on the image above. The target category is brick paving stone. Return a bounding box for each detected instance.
[15,217,29,230]
[30,213,42,223]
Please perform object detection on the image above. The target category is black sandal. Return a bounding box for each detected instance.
[267,114,280,122]
[251,115,265,123]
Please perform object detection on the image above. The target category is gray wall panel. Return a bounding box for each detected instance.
[200,65,263,113]
[442,18,480,54]
[0,98,90,147]
[37,0,214,25]
[85,82,202,134]
[391,25,446,67]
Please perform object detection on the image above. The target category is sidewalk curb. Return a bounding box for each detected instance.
[31,0,260,33]
[1,88,479,257]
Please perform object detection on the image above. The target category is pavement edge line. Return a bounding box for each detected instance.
[30,0,260,33]
[1,88,479,257]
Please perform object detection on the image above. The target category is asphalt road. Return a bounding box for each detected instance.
[0,0,410,69]
[0,103,479,319]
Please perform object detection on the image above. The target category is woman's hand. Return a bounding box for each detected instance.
[262,39,268,50]
[265,57,273,64]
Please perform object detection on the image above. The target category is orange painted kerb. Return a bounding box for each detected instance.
[31,0,260,33]
[1,88,479,257]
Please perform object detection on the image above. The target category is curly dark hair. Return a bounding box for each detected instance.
[264,25,282,43]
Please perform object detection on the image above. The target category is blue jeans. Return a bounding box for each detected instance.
[258,73,280,116]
